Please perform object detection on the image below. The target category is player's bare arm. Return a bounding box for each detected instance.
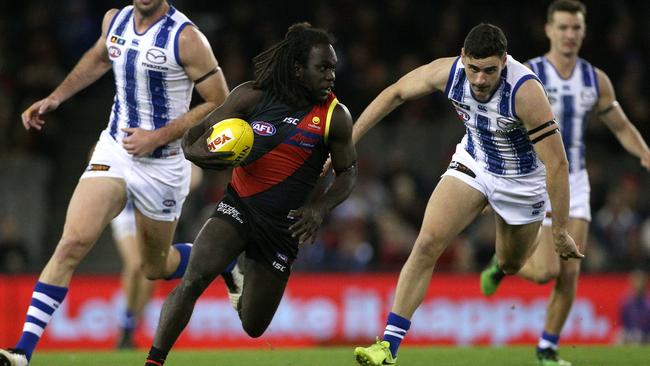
[289,103,357,244]
[182,82,261,169]
[352,57,456,144]
[123,25,230,156]
[595,68,650,170]
[20,9,116,130]
[515,78,582,260]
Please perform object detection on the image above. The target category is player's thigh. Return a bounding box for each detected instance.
[134,209,178,266]
[494,214,542,270]
[524,224,560,276]
[112,206,140,265]
[62,177,127,244]
[419,176,487,247]
[184,217,247,284]
[115,234,140,269]
[239,259,287,334]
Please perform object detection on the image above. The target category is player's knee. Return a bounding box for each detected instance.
[498,259,523,275]
[53,235,91,268]
[176,273,211,298]
[142,265,168,280]
[530,268,558,284]
[412,232,447,260]
[241,321,267,338]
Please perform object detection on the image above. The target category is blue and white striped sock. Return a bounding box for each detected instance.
[121,310,136,333]
[537,330,560,350]
[16,281,68,361]
[382,312,411,358]
[166,243,193,280]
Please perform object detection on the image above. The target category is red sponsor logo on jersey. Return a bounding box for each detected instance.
[289,131,319,148]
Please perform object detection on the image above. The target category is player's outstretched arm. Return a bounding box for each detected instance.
[352,57,456,144]
[182,82,261,170]
[595,68,650,171]
[516,78,582,260]
[289,103,357,245]
[122,25,230,156]
[21,9,116,130]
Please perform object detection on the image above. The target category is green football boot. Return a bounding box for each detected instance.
[480,255,504,296]
[537,347,572,366]
[354,337,396,366]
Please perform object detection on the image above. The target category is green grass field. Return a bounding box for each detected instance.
[30,346,649,366]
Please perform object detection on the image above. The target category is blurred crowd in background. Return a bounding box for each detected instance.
[1,0,650,274]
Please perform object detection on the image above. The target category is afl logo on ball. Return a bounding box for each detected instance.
[251,121,276,136]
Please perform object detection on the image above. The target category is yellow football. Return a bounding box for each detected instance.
[206,118,254,165]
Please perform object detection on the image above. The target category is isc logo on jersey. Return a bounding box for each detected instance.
[251,121,276,136]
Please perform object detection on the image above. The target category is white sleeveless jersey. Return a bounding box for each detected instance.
[105,5,194,158]
[527,56,599,173]
[445,55,543,176]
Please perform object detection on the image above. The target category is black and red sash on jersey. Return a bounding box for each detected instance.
[231,93,338,198]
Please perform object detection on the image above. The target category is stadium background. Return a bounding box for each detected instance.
[0,0,649,349]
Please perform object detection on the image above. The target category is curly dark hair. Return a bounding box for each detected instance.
[252,22,334,106]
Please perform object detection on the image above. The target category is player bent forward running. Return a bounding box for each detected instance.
[143,23,357,366]
[480,1,650,365]
[352,23,582,366]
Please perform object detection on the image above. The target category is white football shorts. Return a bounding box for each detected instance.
[442,144,547,225]
[81,130,191,221]
[543,168,591,226]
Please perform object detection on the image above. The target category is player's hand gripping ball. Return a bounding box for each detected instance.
[206,118,254,165]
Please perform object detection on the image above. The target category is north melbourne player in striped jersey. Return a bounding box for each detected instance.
[1,1,228,365]
[480,1,650,365]
[353,23,580,366]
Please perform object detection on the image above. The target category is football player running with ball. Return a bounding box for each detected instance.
[143,23,357,366]
[352,23,580,366]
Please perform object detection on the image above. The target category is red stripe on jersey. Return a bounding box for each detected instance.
[231,93,335,198]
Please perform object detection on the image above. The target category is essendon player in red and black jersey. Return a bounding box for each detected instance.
[145,23,357,366]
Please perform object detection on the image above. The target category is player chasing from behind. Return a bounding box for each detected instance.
[0,1,228,365]
[143,22,357,366]
[479,1,650,365]
[352,23,582,366]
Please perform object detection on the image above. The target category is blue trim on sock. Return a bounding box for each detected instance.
[17,333,39,361]
[223,259,237,274]
[386,312,411,331]
[17,282,68,361]
[541,331,560,345]
[122,310,137,331]
[167,243,192,279]
[383,312,411,358]
[34,281,68,302]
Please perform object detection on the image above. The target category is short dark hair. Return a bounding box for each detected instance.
[463,23,507,59]
[547,0,587,23]
[253,22,335,106]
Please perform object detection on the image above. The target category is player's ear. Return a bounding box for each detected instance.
[294,61,302,78]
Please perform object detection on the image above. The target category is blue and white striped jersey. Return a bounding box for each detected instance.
[105,5,194,158]
[527,56,599,173]
[445,55,543,176]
